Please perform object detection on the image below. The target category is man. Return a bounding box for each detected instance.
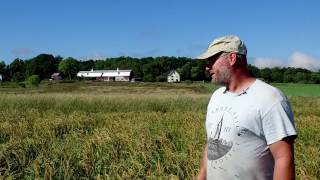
[196,35,297,180]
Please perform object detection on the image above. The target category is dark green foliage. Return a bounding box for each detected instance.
[260,68,272,82]
[79,59,95,71]
[18,82,26,88]
[3,54,320,83]
[247,64,260,77]
[25,54,60,80]
[0,61,6,75]
[27,75,41,86]
[178,62,192,81]
[9,58,26,81]
[58,57,79,80]
[270,67,284,83]
[310,73,320,84]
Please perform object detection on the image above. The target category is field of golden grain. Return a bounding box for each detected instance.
[0,82,319,179]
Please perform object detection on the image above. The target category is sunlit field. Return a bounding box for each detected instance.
[0,81,319,179]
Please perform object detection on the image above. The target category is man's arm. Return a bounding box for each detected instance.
[269,136,296,180]
[197,145,208,180]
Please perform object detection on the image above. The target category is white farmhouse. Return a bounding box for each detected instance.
[77,68,133,82]
[167,70,180,83]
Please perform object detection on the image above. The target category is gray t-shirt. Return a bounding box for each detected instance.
[206,79,297,180]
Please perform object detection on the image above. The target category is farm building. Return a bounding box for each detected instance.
[77,68,133,82]
[167,70,180,82]
[50,73,62,81]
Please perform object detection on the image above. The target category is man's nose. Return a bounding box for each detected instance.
[205,67,210,72]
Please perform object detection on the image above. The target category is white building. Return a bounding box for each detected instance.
[167,70,180,82]
[77,68,133,82]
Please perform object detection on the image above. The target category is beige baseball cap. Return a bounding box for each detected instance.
[197,35,247,59]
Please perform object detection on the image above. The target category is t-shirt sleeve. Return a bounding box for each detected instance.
[262,100,297,145]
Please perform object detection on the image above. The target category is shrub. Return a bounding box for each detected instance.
[27,75,41,87]
[18,82,26,88]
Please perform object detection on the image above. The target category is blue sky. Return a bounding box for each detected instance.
[1,0,320,70]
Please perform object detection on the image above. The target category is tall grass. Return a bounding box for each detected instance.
[0,93,208,179]
[290,97,320,179]
[0,83,319,179]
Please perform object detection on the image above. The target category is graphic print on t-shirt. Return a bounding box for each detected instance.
[207,115,233,160]
[207,106,241,163]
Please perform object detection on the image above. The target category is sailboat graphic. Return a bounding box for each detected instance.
[213,115,223,140]
[207,114,233,160]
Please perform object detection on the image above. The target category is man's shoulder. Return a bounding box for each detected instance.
[212,86,226,96]
[254,79,287,101]
[251,80,290,112]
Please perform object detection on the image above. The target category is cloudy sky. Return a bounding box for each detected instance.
[0,0,319,71]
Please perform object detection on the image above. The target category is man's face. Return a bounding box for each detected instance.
[205,52,232,85]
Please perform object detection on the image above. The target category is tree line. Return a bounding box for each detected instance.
[0,53,320,83]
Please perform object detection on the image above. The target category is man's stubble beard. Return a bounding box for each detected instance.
[211,66,232,86]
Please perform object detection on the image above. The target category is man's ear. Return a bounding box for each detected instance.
[228,53,237,66]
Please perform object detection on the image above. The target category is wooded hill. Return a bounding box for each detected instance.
[1,54,320,83]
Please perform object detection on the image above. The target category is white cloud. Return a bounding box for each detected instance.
[253,52,320,72]
[288,52,320,72]
[253,58,284,69]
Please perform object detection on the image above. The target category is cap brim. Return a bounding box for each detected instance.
[196,50,220,60]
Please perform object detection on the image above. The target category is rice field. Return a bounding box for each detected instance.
[0,81,319,179]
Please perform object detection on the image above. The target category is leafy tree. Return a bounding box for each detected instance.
[94,60,105,70]
[270,67,284,83]
[25,54,59,79]
[55,55,63,62]
[142,63,155,82]
[247,64,260,78]
[58,57,79,80]
[0,61,5,75]
[142,61,163,82]
[283,68,295,83]
[79,60,95,71]
[191,66,201,80]
[143,74,154,82]
[155,74,167,82]
[0,61,5,82]
[260,68,272,82]
[7,53,320,83]
[27,75,41,86]
[9,58,26,81]
[179,62,192,81]
[310,73,320,84]
[184,59,207,81]
[294,72,308,83]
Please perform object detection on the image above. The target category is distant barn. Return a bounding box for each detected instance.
[167,70,180,83]
[77,68,133,82]
[50,73,62,81]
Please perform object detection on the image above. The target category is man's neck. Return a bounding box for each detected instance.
[226,72,256,93]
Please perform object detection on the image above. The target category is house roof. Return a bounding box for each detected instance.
[168,70,179,76]
[51,73,60,76]
[77,69,132,77]
[78,70,132,73]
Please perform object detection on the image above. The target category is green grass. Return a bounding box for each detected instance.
[1,80,319,96]
[0,82,319,179]
[272,83,320,97]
